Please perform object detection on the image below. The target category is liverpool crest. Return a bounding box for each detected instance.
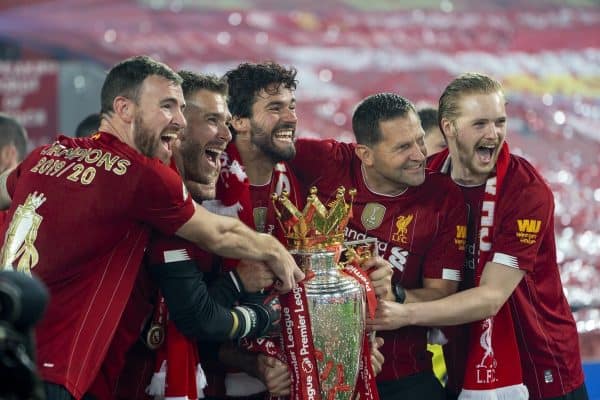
[391,214,413,244]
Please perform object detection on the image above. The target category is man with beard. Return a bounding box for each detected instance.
[368,74,587,400]
[289,93,467,400]
[0,56,303,400]
[198,62,387,399]
[191,61,304,399]
[98,71,280,400]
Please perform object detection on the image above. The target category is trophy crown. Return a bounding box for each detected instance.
[272,186,356,251]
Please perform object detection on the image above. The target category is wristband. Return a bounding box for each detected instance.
[392,282,406,304]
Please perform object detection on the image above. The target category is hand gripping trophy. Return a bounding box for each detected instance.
[269,186,379,400]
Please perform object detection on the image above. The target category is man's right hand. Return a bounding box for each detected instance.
[264,236,304,293]
[176,210,303,293]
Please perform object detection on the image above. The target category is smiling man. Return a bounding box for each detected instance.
[368,74,587,400]
[0,56,303,400]
[197,63,388,400]
[175,71,233,201]
[192,61,303,400]
[290,93,467,400]
[219,61,301,233]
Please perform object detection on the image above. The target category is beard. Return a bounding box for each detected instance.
[454,131,499,180]
[133,114,160,159]
[250,120,296,162]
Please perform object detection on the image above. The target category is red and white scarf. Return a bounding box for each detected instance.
[146,320,206,400]
[429,143,528,400]
[204,142,302,247]
[145,297,206,400]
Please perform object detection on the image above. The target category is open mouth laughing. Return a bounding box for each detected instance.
[160,131,178,150]
[204,146,224,169]
[476,143,497,164]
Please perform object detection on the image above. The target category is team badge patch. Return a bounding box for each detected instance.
[391,214,413,244]
[361,203,386,230]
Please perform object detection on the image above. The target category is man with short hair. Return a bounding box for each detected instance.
[291,93,467,400]
[368,73,588,400]
[418,107,446,155]
[0,113,28,173]
[0,56,302,400]
[107,70,281,400]
[201,62,307,399]
[204,62,388,399]
[75,113,101,138]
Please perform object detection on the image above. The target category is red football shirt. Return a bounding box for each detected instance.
[292,139,467,381]
[491,156,583,399]
[434,154,584,399]
[1,132,194,399]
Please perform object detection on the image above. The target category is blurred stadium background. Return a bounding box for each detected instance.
[0,0,599,397]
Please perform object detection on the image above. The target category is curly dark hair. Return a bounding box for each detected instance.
[178,70,228,99]
[224,62,297,118]
[100,55,182,116]
[352,93,416,146]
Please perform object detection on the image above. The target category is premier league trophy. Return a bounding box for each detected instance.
[271,186,377,400]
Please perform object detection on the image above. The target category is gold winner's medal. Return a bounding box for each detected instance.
[146,323,165,350]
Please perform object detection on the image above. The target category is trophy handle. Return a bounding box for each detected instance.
[343,237,379,343]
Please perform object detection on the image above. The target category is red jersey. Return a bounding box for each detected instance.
[292,139,467,381]
[109,230,221,400]
[490,155,583,399]
[0,133,194,399]
[90,267,157,400]
[433,154,584,399]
